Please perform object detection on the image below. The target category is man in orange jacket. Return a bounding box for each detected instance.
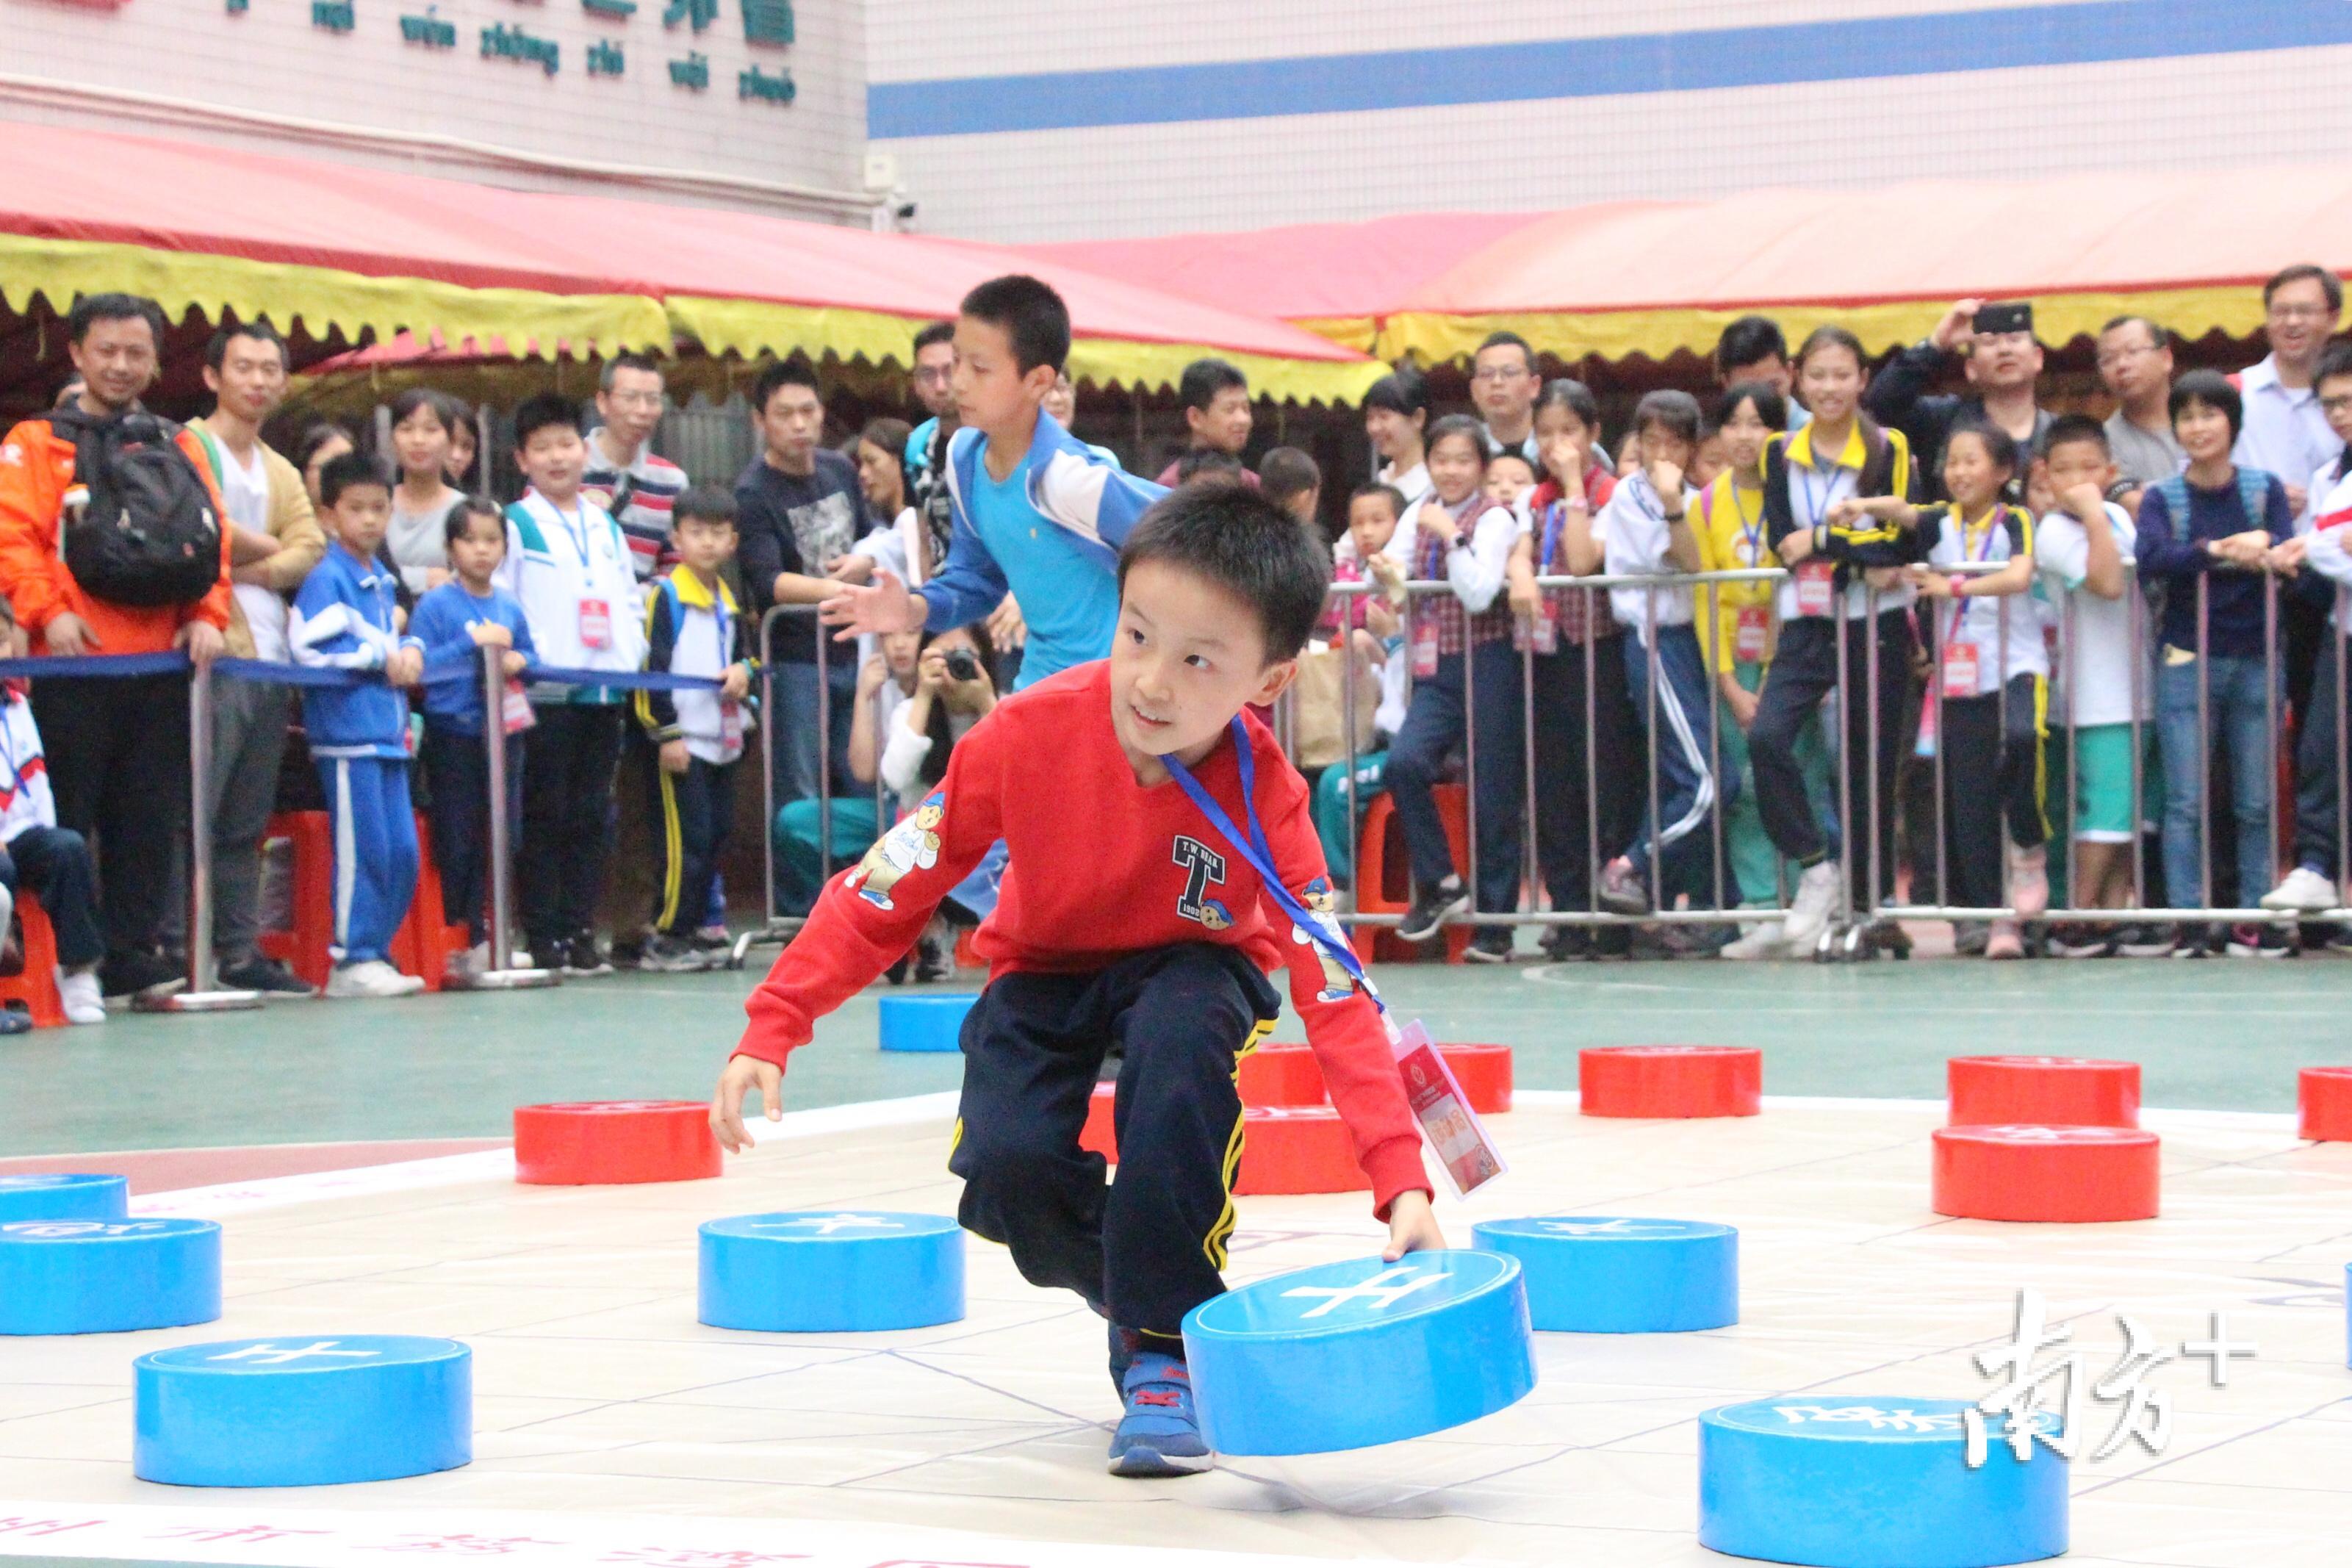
[0,292,234,998]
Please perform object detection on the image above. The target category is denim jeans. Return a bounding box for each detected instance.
[2154,651,2276,908]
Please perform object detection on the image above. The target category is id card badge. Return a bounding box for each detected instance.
[1733,605,1770,662]
[1411,617,1439,680]
[1941,640,1980,700]
[1393,1019,1507,1198]
[1794,559,1836,617]
[578,597,614,650]
[719,697,747,749]
[501,677,535,735]
[1517,596,1558,655]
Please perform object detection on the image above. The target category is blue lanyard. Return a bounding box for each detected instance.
[1162,717,1385,1015]
[541,494,591,564]
[1798,460,1852,532]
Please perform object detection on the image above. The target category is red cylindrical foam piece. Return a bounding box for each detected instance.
[2298,1067,2352,1141]
[513,1101,722,1185]
[1234,1107,1370,1195]
[1948,1055,2140,1129]
[1237,1045,1328,1109]
[1579,1046,1761,1118]
[1931,1124,2160,1222]
[1437,1043,1514,1115]
[1082,1082,1119,1161]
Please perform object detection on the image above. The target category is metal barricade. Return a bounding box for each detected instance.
[444,644,558,990]
[730,602,835,967]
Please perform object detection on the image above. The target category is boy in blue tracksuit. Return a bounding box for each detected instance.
[825,275,1165,688]
[291,453,426,1000]
[410,496,536,972]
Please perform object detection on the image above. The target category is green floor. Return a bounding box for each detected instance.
[6,954,2346,1157]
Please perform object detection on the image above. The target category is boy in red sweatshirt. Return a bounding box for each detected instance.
[714,483,1442,1478]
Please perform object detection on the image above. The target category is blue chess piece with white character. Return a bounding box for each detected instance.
[1700,1396,2066,1567]
[1472,1216,1737,1332]
[1181,1251,1536,1456]
[699,1212,965,1332]
[0,1173,126,1222]
[134,1335,472,1486]
[0,1217,220,1335]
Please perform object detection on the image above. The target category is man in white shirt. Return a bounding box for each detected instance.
[177,322,325,995]
[2095,314,2182,493]
[2234,265,2341,516]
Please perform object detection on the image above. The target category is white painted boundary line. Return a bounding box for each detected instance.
[1511,1088,2301,1132]
[0,1497,1510,1568]
[126,1093,963,1219]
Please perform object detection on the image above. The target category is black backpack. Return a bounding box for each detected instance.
[48,409,223,608]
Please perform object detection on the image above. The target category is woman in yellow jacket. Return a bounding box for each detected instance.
[1691,383,1833,957]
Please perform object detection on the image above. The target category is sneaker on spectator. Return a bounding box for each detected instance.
[1589,923,1632,960]
[442,943,488,984]
[2261,866,2340,913]
[1397,876,1467,943]
[324,960,425,999]
[2046,924,2115,959]
[2117,922,2178,957]
[1985,919,2026,960]
[2170,922,2215,958]
[99,949,183,999]
[220,956,315,996]
[1463,929,1514,964]
[562,934,615,977]
[2007,843,2049,919]
[1538,925,1594,963]
[2225,923,2292,958]
[1632,923,1724,961]
[0,1005,30,1035]
[1719,919,1791,960]
[608,934,649,971]
[1782,861,1841,951]
[641,933,710,972]
[691,928,733,957]
[56,967,105,1025]
[1597,857,1652,916]
[1952,922,1991,957]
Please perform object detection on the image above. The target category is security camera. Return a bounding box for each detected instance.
[895,201,918,221]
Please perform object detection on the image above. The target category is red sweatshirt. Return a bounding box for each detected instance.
[738,662,1431,1215]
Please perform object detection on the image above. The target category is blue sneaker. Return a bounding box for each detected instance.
[1108,1351,1213,1477]
[1108,1322,1136,1400]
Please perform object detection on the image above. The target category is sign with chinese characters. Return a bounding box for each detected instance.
[663,0,716,31]
[588,39,624,76]
[742,0,791,48]
[312,0,356,32]
[668,50,708,89]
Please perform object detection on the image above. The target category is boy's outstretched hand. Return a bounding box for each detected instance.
[1381,1189,1447,1262]
[711,1053,783,1154]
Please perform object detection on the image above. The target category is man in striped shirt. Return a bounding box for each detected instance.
[583,352,689,583]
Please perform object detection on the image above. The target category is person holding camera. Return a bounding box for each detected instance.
[888,625,999,980]
[1866,298,2055,503]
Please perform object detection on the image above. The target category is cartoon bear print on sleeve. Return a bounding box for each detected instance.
[851,790,946,911]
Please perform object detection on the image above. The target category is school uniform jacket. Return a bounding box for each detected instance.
[737,661,1430,1218]
[289,541,421,760]
[1760,420,1924,622]
[635,568,752,765]
[0,689,56,847]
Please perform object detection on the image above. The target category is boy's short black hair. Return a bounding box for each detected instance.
[318,451,393,508]
[204,318,285,372]
[512,392,585,450]
[442,494,506,548]
[1118,483,1332,663]
[1174,447,1246,485]
[2170,368,2244,442]
[750,357,820,416]
[673,485,740,529]
[1631,389,1702,447]
[2315,342,2352,389]
[1362,367,1428,417]
[2041,413,2110,461]
[2041,411,2116,461]
[1474,330,1535,373]
[1487,450,1537,482]
[2265,263,2343,315]
[1258,446,1320,505]
[1179,358,1248,413]
[1944,420,2020,476]
[1715,381,1788,432]
[1350,481,1407,519]
[1713,315,1788,376]
[913,320,955,356]
[600,350,664,392]
[960,273,1070,375]
[68,292,166,346]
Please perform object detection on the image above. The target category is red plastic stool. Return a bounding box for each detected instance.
[1931,1125,2159,1222]
[2298,1067,2352,1141]
[1350,786,1472,964]
[259,810,334,989]
[1234,1106,1370,1195]
[1948,1056,2139,1129]
[1082,1082,1119,1160]
[513,1101,722,1185]
[1437,1043,1513,1115]
[0,888,67,1028]
[1239,1044,1328,1109]
[391,816,470,993]
[1580,1046,1761,1118]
